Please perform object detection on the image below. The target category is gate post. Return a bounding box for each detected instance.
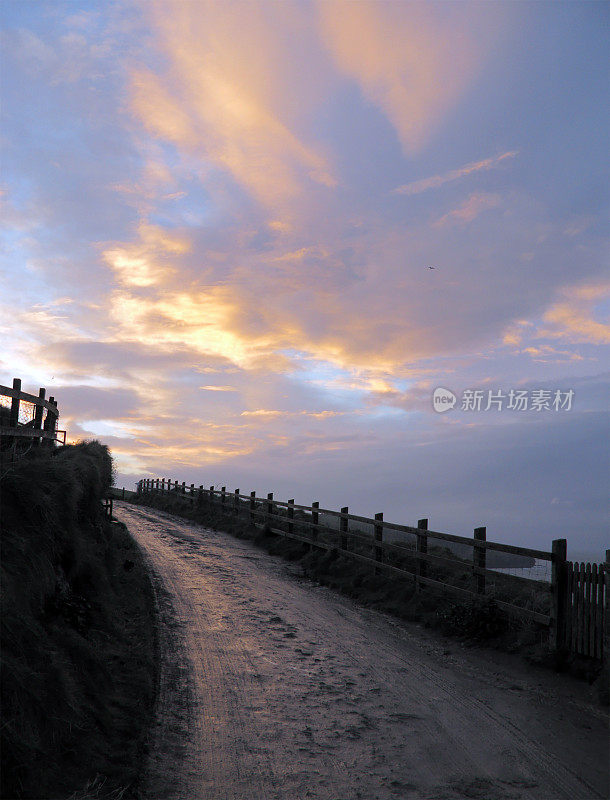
[551,539,568,654]
[601,550,610,664]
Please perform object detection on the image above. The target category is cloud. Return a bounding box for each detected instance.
[101,223,190,287]
[129,0,336,215]
[541,292,610,345]
[318,2,506,154]
[394,152,518,196]
[435,192,502,226]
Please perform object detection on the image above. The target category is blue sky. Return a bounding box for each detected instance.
[1,1,608,558]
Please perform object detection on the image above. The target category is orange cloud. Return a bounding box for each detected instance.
[102,223,190,287]
[129,1,336,214]
[503,283,610,349]
[318,2,506,154]
[435,192,502,226]
[537,281,610,345]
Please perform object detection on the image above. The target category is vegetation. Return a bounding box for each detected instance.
[1,442,157,800]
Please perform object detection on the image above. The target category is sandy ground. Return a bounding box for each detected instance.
[114,503,608,800]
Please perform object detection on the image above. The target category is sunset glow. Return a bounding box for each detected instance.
[1,1,608,556]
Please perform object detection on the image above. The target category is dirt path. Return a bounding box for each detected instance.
[115,503,608,800]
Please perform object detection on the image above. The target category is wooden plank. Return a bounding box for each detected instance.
[225,494,552,560]
[581,562,588,655]
[570,562,576,651]
[263,525,549,624]
[0,426,56,439]
[180,496,552,583]
[474,566,549,588]
[574,562,583,654]
[565,562,573,652]
[596,564,603,661]
[0,384,58,414]
[584,563,592,657]
[591,564,599,660]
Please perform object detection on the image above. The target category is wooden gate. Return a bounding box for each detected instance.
[563,559,606,660]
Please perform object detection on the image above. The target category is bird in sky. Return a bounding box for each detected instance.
[427,266,436,270]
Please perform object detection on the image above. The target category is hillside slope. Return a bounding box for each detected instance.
[1,442,157,800]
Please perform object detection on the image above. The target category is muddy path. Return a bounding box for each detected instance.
[115,503,608,800]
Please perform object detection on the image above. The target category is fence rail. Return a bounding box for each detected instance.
[135,478,608,663]
[0,378,65,448]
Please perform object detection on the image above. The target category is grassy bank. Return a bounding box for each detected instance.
[1,443,157,800]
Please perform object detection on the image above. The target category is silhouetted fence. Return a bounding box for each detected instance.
[136,478,608,664]
[0,378,65,449]
[562,561,607,660]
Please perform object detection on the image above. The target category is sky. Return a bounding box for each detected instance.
[1,1,608,559]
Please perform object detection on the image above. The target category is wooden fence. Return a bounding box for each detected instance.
[136,478,608,663]
[561,559,608,660]
[0,378,65,448]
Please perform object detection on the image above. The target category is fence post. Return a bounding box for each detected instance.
[473,526,486,595]
[43,396,56,447]
[311,501,319,549]
[221,486,226,510]
[190,483,195,498]
[374,513,383,572]
[32,387,45,446]
[266,493,273,527]
[9,378,21,429]
[340,507,349,551]
[601,550,610,668]
[287,499,294,535]
[250,491,256,523]
[234,489,239,516]
[550,538,568,654]
[416,518,428,590]
[122,487,125,500]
